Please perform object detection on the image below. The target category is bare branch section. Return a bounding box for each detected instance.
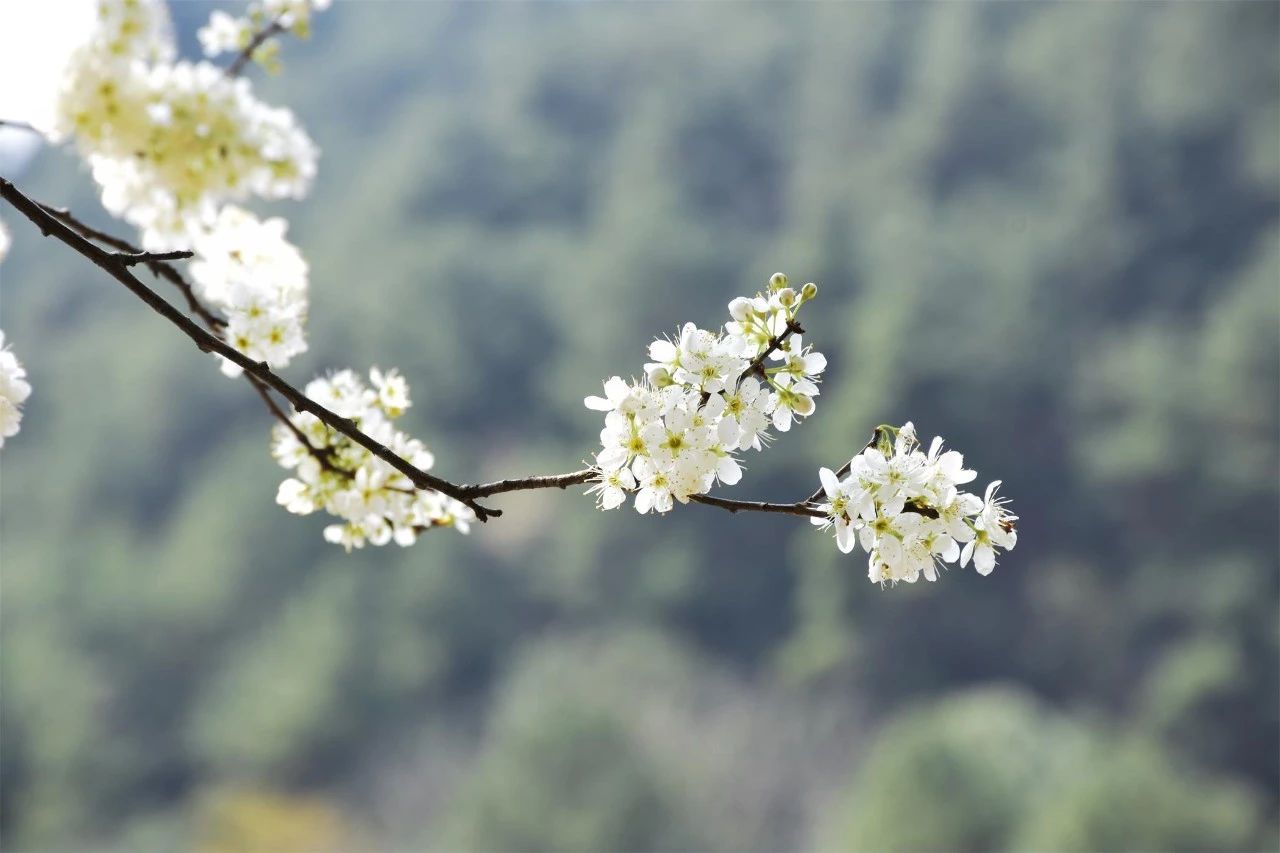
[463,469,596,499]
[689,493,826,519]
[0,175,873,529]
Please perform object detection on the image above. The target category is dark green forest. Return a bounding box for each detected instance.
[1,2,1277,850]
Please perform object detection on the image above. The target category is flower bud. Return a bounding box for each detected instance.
[776,287,796,308]
[728,296,752,322]
[768,272,788,290]
[801,281,818,301]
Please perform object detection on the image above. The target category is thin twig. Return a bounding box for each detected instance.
[802,427,885,505]
[740,318,804,386]
[0,119,45,136]
[226,17,287,77]
[463,468,596,499]
[688,493,826,519]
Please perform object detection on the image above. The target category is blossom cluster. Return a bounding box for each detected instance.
[52,0,318,249]
[49,0,322,375]
[0,331,32,450]
[813,423,1018,584]
[585,273,826,512]
[199,0,331,73]
[189,206,309,375]
[272,368,475,550]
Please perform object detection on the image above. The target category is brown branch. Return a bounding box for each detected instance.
[41,204,226,330]
[463,468,596,499]
[740,318,804,386]
[111,249,193,265]
[226,17,287,77]
[0,175,501,521]
[802,427,886,505]
[8,177,881,531]
[688,493,826,519]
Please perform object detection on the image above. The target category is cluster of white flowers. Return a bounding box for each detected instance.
[585,273,826,512]
[52,0,319,248]
[199,0,331,73]
[0,331,32,450]
[813,423,1018,584]
[189,205,309,375]
[46,0,322,375]
[272,368,476,551]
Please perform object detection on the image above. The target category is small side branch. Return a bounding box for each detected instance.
[41,204,224,330]
[227,17,287,77]
[740,318,804,386]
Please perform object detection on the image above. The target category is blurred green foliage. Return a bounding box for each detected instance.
[823,689,1265,852]
[1,1,1276,850]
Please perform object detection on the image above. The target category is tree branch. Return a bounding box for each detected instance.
[41,203,224,329]
[462,469,596,499]
[3,177,887,531]
[688,492,826,519]
[0,175,501,521]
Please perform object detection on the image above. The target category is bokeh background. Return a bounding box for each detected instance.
[1,2,1278,850]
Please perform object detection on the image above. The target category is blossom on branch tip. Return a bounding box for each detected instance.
[812,424,1017,584]
[585,272,825,514]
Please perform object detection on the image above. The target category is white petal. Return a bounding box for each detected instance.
[836,522,856,554]
[649,340,678,363]
[717,456,742,485]
[819,467,840,499]
[974,545,996,575]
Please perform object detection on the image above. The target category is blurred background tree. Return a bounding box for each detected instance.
[0,1,1276,850]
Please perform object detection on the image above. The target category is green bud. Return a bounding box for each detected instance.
[768,272,788,290]
[801,282,818,301]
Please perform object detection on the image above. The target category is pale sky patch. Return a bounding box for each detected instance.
[0,0,96,173]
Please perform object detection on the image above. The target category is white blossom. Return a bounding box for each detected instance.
[585,272,825,514]
[188,206,310,375]
[272,368,472,550]
[0,331,32,449]
[53,0,320,248]
[814,424,1017,584]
